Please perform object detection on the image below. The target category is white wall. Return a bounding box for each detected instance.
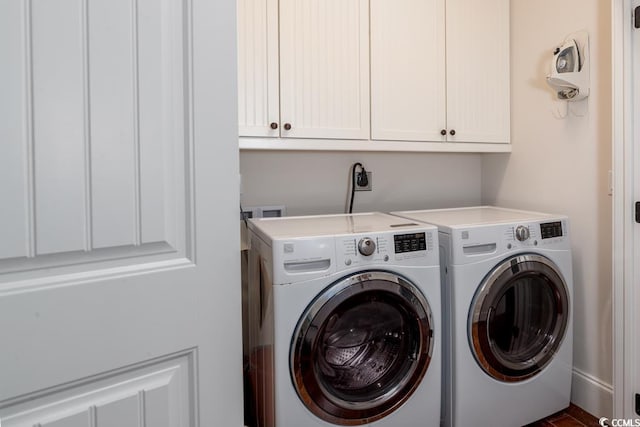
[482,0,612,417]
[240,151,484,215]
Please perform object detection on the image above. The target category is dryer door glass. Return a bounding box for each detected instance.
[469,254,569,382]
[291,271,434,425]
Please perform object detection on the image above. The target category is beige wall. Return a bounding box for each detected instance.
[240,151,484,215]
[482,0,612,417]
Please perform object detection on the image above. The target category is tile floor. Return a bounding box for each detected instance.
[526,404,600,427]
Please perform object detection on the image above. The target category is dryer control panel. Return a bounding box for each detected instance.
[449,218,570,265]
[500,219,569,251]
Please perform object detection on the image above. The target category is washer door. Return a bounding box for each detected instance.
[291,271,434,425]
[469,254,569,382]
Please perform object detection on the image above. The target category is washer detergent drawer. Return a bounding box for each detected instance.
[272,237,336,284]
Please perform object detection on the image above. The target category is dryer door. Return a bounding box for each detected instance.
[469,254,569,382]
[291,271,434,425]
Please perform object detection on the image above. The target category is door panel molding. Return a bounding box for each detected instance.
[0,349,197,427]
[0,0,195,286]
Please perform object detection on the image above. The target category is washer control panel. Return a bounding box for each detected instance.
[338,231,435,268]
[341,236,390,265]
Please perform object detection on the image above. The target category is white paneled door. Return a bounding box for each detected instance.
[0,0,242,425]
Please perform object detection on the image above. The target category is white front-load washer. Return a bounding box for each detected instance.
[391,206,573,427]
[245,213,442,427]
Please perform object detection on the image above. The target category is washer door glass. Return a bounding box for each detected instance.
[469,254,569,382]
[291,271,434,425]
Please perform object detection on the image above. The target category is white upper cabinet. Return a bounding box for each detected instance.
[238,0,510,151]
[371,0,510,144]
[237,0,280,137]
[238,0,370,140]
[279,0,370,140]
[446,0,510,143]
[371,0,446,142]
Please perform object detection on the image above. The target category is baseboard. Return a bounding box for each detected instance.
[571,367,613,419]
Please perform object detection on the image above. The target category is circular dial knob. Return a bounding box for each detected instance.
[515,225,530,242]
[357,237,376,256]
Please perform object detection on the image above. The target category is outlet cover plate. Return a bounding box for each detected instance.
[355,172,372,191]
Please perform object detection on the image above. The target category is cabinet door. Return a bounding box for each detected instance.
[446,0,510,143]
[279,0,370,139]
[237,0,279,137]
[371,0,446,142]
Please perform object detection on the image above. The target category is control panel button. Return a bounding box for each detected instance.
[515,225,530,242]
[358,237,376,256]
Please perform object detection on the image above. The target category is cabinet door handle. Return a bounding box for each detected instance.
[449,129,456,136]
[283,123,292,131]
[270,122,278,130]
[440,129,447,136]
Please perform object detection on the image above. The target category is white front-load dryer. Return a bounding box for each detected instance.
[391,206,573,427]
[245,213,442,427]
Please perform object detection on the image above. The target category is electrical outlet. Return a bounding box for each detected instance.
[355,172,372,191]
